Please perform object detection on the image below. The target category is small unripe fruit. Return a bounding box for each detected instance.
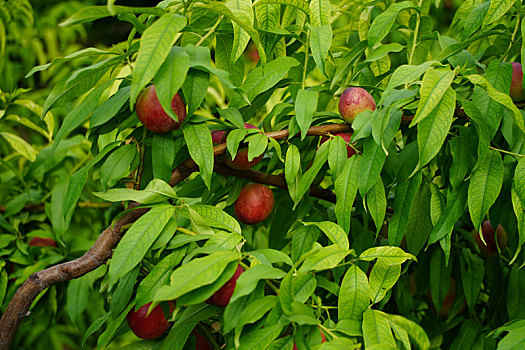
[471,220,508,258]
[245,42,260,63]
[29,237,57,247]
[510,62,525,102]
[126,301,175,340]
[234,184,274,225]
[223,123,264,170]
[136,85,187,134]
[320,133,357,158]
[206,264,244,307]
[338,87,376,124]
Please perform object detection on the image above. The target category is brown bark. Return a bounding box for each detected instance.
[0,123,351,348]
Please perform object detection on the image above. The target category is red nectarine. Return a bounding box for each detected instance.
[136,85,187,134]
[234,184,274,225]
[338,87,376,124]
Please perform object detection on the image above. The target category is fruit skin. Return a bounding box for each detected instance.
[29,237,57,247]
[471,220,508,258]
[223,123,264,170]
[136,85,187,134]
[126,301,175,340]
[195,332,213,350]
[211,130,226,144]
[510,62,525,102]
[293,329,326,349]
[234,184,275,225]
[320,133,357,157]
[245,42,260,63]
[338,87,376,124]
[206,264,244,307]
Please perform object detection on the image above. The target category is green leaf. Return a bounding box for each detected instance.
[460,248,484,311]
[335,156,360,233]
[62,142,119,226]
[230,265,286,303]
[285,144,301,188]
[295,89,318,140]
[90,85,131,128]
[369,258,401,304]
[135,248,186,308]
[130,14,187,107]
[94,179,177,203]
[358,138,387,196]
[53,80,113,149]
[368,1,413,47]
[230,56,299,108]
[388,315,430,350]
[359,246,416,264]
[467,149,504,231]
[25,47,115,77]
[198,2,266,63]
[61,6,165,26]
[299,245,351,273]
[310,0,330,25]
[388,172,422,246]
[226,0,253,62]
[182,69,210,118]
[328,135,348,178]
[384,61,436,93]
[309,24,332,75]
[154,251,241,301]
[67,276,91,323]
[181,204,242,234]
[489,320,525,349]
[409,67,455,127]
[183,123,214,189]
[246,132,268,161]
[291,225,320,263]
[511,184,525,264]
[514,157,525,206]
[428,182,469,245]
[506,268,525,320]
[97,304,134,348]
[100,144,138,190]
[339,265,370,320]
[465,73,525,134]
[429,247,451,315]
[406,180,433,255]
[109,205,175,287]
[255,3,280,33]
[110,267,139,315]
[304,221,349,250]
[483,0,517,26]
[82,313,111,348]
[417,87,455,170]
[0,132,37,162]
[257,0,310,16]
[154,47,190,122]
[362,309,396,348]
[238,323,283,350]
[152,133,176,182]
[365,43,404,63]
[448,127,475,189]
[366,176,386,234]
[295,140,329,205]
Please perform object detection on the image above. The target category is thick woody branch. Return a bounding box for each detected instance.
[0,123,350,348]
[214,162,336,203]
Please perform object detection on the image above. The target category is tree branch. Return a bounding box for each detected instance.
[0,123,351,348]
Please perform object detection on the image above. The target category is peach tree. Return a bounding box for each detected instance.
[1,0,525,348]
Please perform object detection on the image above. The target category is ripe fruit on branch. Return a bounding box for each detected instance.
[211,130,226,144]
[195,332,213,350]
[234,183,274,225]
[206,264,244,307]
[320,133,357,157]
[510,62,525,102]
[223,123,264,170]
[136,85,187,134]
[430,278,466,318]
[338,87,376,124]
[126,301,175,340]
[29,237,57,247]
[471,220,508,258]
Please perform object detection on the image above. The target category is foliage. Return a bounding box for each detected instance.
[1,0,525,348]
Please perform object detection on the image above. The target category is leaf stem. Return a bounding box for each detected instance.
[407,4,423,66]
[176,226,198,235]
[196,15,223,47]
[318,323,338,339]
[489,146,524,158]
[302,28,311,90]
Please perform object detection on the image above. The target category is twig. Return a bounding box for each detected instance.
[0,201,112,214]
